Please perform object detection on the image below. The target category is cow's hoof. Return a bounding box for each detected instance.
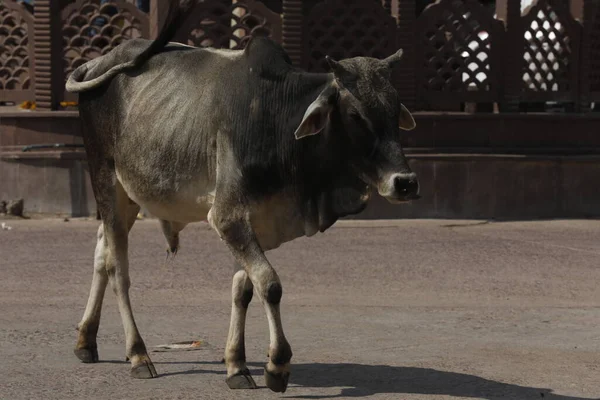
[264,367,290,393]
[74,347,98,363]
[130,361,158,379]
[226,369,257,389]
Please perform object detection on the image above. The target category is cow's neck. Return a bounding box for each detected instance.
[286,71,371,231]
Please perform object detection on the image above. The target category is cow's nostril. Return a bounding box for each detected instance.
[394,176,419,196]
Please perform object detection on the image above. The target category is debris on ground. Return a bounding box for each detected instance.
[1,222,12,231]
[151,340,206,353]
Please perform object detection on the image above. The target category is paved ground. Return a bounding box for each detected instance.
[1,218,600,400]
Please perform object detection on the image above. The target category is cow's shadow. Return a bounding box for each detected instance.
[153,360,595,399]
[275,363,594,400]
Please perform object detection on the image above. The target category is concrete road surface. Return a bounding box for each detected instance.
[1,218,599,400]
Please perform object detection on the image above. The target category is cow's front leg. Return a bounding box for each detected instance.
[210,208,292,393]
[224,263,257,389]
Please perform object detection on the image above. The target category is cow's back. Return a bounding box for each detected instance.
[78,40,244,222]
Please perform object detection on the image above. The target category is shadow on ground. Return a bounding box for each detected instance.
[283,363,596,400]
[151,360,596,399]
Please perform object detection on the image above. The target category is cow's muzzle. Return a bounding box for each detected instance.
[378,172,420,203]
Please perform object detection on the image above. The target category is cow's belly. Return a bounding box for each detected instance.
[140,194,214,223]
[116,169,215,223]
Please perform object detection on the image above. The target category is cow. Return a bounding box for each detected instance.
[65,0,419,393]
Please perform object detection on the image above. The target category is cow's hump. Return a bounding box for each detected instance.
[243,36,293,79]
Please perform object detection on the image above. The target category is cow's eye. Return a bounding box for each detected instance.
[349,111,362,121]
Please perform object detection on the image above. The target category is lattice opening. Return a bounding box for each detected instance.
[0,3,31,92]
[62,0,146,77]
[522,5,571,92]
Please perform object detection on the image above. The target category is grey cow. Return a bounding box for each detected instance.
[66,0,419,393]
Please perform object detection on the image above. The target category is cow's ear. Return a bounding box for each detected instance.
[294,88,337,140]
[399,104,416,131]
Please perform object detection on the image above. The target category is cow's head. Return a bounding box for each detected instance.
[294,50,419,203]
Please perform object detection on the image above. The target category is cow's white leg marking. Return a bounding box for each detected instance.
[105,183,156,378]
[74,224,109,363]
[74,201,140,364]
[224,266,257,389]
[210,207,292,393]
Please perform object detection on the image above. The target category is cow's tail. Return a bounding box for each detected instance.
[65,0,194,93]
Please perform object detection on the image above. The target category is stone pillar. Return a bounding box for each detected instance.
[496,0,522,112]
[571,0,585,21]
[150,0,169,38]
[396,0,416,109]
[282,0,303,67]
[33,0,62,110]
[574,0,592,112]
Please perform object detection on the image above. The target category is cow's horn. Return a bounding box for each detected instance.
[325,55,347,77]
[384,49,404,69]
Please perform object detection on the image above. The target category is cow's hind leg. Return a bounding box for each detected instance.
[105,183,156,378]
[74,223,110,363]
[74,195,143,370]
[225,262,257,389]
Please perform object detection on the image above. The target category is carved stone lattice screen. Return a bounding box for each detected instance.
[415,0,504,111]
[174,0,281,50]
[60,0,147,10]
[61,0,149,82]
[0,0,34,103]
[520,0,581,102]
[304,0,398,73]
